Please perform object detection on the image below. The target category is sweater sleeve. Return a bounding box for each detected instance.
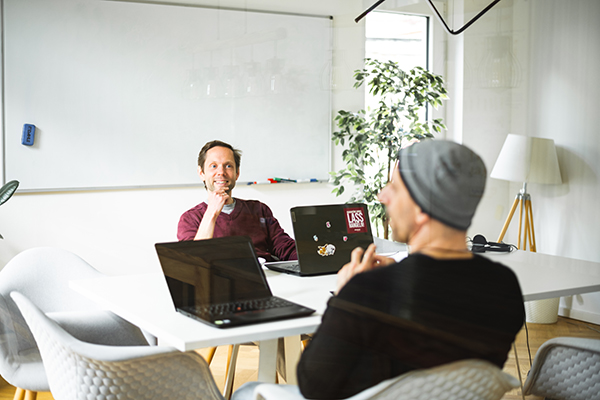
[261,204,297,261]
[177,205,205,241]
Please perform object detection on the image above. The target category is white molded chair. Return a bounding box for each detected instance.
[373,236,408,256]
[246,359,519,400]
[0,247,151,399]
[12,291,225,400]
[523,337,600,400]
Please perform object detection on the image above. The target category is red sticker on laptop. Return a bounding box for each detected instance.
[344,207,368,233]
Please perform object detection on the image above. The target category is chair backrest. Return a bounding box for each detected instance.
[0,247,150,392]
[347,359,519,400]
[523,336,600,400]
[372,236,408,255]
[252,359,520,400]
[0,247,107,390]
[12,291,225,400]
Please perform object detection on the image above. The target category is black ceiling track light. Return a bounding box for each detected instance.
[355,0,504,36]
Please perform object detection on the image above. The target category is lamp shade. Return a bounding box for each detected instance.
[490,134,562,184]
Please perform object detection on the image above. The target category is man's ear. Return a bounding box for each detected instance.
[415,208,430,227]
[197,165,205,180]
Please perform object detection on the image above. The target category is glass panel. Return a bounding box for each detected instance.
[365,12,429,112]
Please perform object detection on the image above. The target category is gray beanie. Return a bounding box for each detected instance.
[398,139,487,230]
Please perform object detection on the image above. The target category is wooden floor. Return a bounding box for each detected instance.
[2,316,600,399]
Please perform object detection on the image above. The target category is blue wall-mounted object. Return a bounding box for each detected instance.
[22,124,36,146]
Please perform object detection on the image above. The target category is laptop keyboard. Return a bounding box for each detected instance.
[198,297,296,317]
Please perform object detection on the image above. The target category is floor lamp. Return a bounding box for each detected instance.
[491,134,562,324]
[490,134,562,251]
[497,182,536,251]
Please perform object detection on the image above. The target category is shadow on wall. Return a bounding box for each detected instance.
[535,145,599,260]
[544,146,597,196]
[533,145,597,204]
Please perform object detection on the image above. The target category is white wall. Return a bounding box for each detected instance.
[459,0,600,323]
[526,0,600,323]
[388,0,600,324]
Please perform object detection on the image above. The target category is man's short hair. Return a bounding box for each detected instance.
[197,140,242,172]
[397,139,487,231]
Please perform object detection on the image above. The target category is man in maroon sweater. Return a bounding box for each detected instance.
[177,140,297,262]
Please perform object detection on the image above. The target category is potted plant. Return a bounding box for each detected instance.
[0,180,19,239]
[330,59,447,239]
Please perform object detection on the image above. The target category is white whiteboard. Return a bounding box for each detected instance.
[3,0,332,191]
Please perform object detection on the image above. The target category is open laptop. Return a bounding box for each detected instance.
[265,203,374,276]
[155,236,315,328]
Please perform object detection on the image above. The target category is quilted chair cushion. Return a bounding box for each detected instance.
[251,359,520,400]
[523,337,600,400]
[47,344,222,400]
[12,291,224,400]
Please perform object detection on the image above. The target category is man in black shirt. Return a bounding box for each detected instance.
[296,140,524,399]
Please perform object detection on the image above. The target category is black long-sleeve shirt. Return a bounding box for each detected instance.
[297,253,525,399]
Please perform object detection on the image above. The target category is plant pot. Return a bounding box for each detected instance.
[524,298,560,324]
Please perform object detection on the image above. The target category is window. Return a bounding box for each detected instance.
[365,12,429,111]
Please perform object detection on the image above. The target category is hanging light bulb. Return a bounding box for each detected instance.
[266,57,284,94]
[185,69,202,100]
[204,66,219,98]
[222,65,241,98]
[244,61,264,96]
[478,35,521,88]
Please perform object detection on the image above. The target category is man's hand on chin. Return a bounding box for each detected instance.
[206,187,230,215]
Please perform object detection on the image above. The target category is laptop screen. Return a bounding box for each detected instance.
[288,203,374,275]
[155,237,272,311]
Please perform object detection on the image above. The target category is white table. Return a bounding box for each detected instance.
[70,250,600,384]
[484,250,600,301]
[70,269,337,385]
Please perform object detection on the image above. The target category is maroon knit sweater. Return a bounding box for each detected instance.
[177,198,297,262]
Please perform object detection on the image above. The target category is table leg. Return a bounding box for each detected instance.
[283,335,302,385]
[223,344,240,399]
[258,339,278,383]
